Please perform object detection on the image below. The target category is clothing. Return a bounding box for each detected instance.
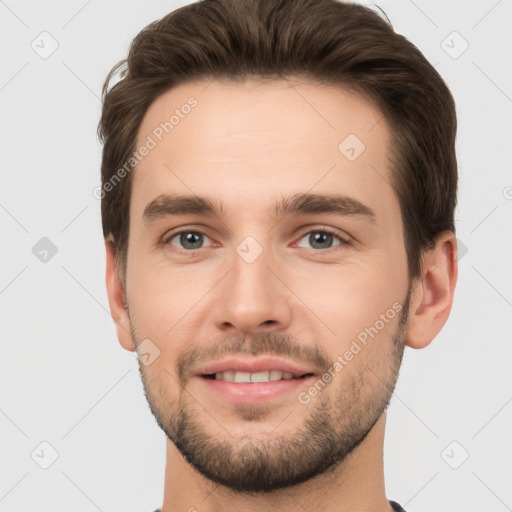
[153,500,406,511]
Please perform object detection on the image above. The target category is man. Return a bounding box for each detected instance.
[99,0,458,510]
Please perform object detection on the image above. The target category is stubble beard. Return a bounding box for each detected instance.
[131,290,410,494]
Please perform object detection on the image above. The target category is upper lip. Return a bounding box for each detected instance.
[195,357,316,378]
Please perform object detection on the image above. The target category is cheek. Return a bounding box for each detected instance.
[127,257,215,343]
[289,257,407,346]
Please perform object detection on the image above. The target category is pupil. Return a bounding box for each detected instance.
[311,231,332,249]
[181,232,203,249]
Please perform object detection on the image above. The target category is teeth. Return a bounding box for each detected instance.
[214,370,297,382]
[234,371,251,383]
[269,370,282,381]
[251,371,270,383]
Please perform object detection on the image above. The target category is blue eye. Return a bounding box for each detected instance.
[164,228,349,253]
[296,230,346,250]
[167,231,213,251]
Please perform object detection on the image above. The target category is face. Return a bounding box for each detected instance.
[124,78,411,492]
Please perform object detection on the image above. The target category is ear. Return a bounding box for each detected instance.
[405,231,458,349]
[105,239,135,352]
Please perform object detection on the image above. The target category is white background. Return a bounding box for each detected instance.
[1,0,511,511]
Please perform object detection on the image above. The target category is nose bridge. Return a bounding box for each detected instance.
[213,235,292,333]
[232,237,272,294]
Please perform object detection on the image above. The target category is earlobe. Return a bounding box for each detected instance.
[105,239,135,352]
[405,231,458,349]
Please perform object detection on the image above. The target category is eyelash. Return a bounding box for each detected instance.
[162,227,351,254]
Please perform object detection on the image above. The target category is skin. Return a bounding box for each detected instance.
[105,78,458,512]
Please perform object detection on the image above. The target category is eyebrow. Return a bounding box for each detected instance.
[142,192,376,224]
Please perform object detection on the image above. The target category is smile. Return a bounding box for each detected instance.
[207,370,313,383]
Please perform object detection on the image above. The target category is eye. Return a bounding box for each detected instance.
[295,229,348,250]
[163,227,349,253]
[165,230,214,251]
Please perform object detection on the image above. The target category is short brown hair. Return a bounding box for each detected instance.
[98,0,457,285]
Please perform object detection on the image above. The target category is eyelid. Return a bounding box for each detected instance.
[293,226,352,249]
[161,224,353,253]
[162,226,216,250]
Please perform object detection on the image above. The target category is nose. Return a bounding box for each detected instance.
[212,245,293,335]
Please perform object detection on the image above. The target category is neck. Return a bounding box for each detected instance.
[160,412,392,512]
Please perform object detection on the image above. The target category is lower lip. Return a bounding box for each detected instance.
[197,375,315,404]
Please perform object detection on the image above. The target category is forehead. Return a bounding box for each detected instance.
[131,77,396,222]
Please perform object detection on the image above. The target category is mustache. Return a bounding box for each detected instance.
[176,332,331,382]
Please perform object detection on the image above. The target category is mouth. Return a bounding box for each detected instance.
[195,356,317,381]
[194,357,318,404]
[201,370,315,383]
